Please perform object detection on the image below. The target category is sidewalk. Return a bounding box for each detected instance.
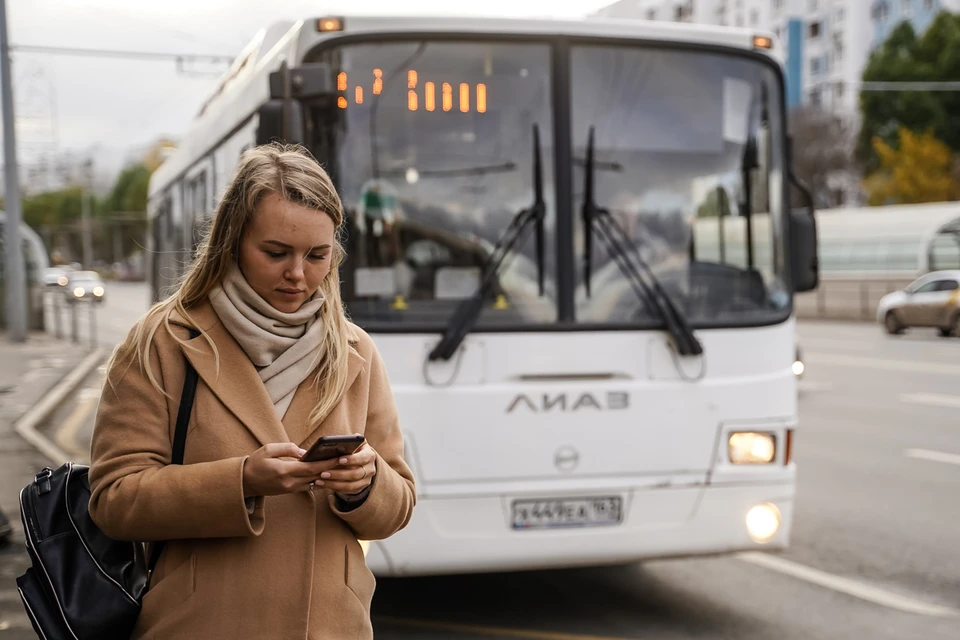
[0,332,104,638]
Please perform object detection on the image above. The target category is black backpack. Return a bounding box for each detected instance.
[16,339,199,640]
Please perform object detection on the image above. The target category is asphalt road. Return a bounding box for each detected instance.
[4,285,958,639]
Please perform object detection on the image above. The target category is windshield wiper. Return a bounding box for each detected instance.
[581,126,703,357]
[428,124,546,362]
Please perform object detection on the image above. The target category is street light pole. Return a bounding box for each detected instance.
[0,0,27,341]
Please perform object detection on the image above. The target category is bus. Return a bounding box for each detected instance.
[147,14,819,577]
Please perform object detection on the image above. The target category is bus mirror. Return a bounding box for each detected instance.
[256,99,305,146]
[790,209,818,292]
[269,63,334,100]
[788,171,818,292]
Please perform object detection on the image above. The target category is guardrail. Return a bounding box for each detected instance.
[795,275,916,322]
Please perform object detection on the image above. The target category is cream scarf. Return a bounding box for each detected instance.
[209,264,326,419]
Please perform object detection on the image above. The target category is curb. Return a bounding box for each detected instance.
[14,347,107,466]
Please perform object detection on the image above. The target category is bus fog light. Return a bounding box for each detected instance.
[746,503,781,543]
[728,432,776,464]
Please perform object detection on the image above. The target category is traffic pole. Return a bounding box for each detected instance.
[0,0,27,341]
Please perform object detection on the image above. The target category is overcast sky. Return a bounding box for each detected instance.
[6,0,613,189]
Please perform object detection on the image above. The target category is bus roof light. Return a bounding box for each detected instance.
[318,17,344,32]
[753,35,773,49]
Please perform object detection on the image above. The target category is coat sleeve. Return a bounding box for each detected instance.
[329,343,416,540]
[88,327,265,542]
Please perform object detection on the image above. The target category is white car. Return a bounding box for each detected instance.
[63,271,106,303]
[877,270,960,337]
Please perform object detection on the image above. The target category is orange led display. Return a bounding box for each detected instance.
[425,82,436,111]
[442,82,453,112]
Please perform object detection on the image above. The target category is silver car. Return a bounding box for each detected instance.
[877,270,960,337]
[64,271,106,304]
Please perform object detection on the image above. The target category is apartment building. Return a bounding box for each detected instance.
[591,0,954,114]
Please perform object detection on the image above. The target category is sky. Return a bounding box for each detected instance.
[6,0,614,191]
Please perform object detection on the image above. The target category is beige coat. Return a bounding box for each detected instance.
[88,301,416,640]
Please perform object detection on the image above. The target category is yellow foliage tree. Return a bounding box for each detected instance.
[863,128,959,206]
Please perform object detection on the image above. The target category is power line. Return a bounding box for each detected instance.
[9,44,234,64]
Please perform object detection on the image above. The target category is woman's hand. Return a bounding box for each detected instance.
[314,442,378,496]
[242,443,346,497]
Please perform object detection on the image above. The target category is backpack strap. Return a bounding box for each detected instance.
[147,327,201,575]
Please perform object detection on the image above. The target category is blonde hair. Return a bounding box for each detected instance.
[112,142,351,427]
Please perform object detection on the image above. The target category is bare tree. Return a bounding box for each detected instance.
[788,105,859,209]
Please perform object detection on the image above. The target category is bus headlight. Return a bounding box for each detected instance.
[746,503,781,543]
[728,432,776,464]
[72,287,85,298]
[93,286,104,297]
[792,359,805,377]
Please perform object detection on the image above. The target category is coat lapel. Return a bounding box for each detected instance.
[174,303,367,449]
[176,303,288,448]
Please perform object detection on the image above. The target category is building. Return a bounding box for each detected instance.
[590,0,956,115]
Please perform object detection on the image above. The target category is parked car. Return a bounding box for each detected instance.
[64,270,106,303]
[877,270,960,337]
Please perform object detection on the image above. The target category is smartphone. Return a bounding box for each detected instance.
[300,434,365,463]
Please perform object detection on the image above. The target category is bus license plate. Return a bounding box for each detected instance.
[511,497,622,530]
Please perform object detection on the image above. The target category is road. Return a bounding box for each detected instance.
[4,284,958,639]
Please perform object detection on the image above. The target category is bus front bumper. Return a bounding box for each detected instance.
[365,482,795,577]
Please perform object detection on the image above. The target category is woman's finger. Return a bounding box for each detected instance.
[318,464,374,483]
[337,444,376,468]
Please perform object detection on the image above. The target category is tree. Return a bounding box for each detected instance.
[858,13,960,171]
[863,127,959,205]
[103,164,150,214]
[788,105,857,208]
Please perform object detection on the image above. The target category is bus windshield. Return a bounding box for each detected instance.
[312,39,789,330]
[571,45,790,326]
[314,40,558,328]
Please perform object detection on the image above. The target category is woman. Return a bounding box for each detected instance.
[88,143,416,639]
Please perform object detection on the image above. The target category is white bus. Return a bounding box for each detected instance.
[147,14,819,577]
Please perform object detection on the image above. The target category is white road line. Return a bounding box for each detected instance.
[797,381,834,393]
[14,348,105,466]
[54,392,98,458]
[905,448,960,466]
[738,552,959,617]
[900,393,960,409]
[804,352,960,376]
[799,338,874,352]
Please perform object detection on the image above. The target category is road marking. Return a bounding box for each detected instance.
[804,353,960,376]
[14,348,106,466]
[900,393,960,409]
[54,390,99,458]
[374,617,639,640]
[799,338,874,352]
[797,381,834,393]
[738,553,958,617]
[905,448,960,466]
